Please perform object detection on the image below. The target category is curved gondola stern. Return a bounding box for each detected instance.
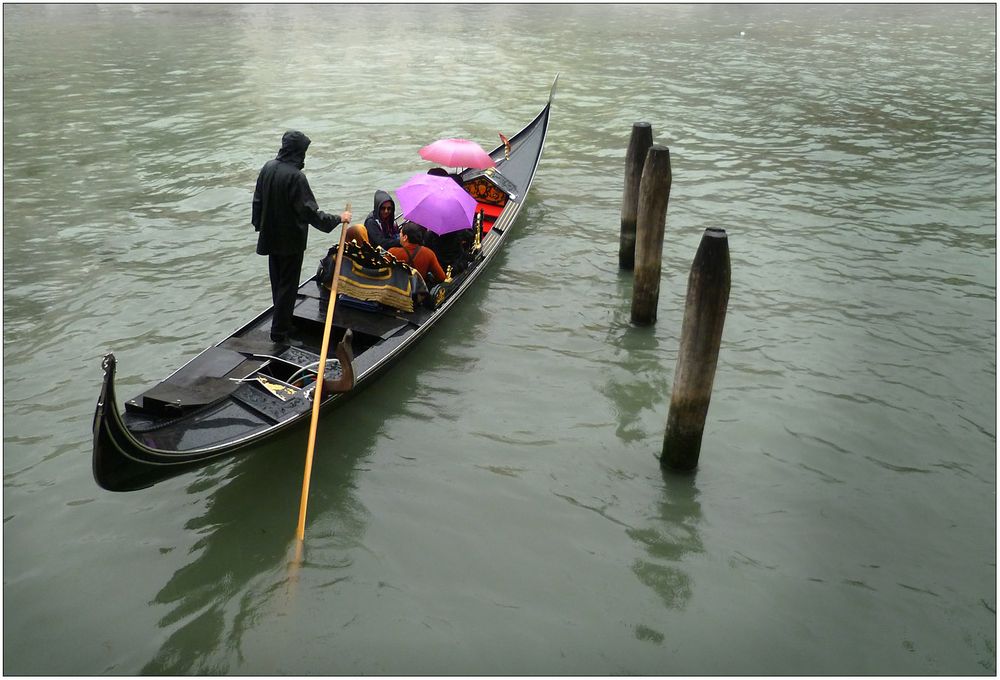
[92,352,119,485]
[92,353,160,492]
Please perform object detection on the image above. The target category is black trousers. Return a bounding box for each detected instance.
[268,251,304,340]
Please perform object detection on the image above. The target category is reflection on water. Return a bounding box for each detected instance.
[628,471,703,613]
[600,305,673,444]
[140,394,389,674]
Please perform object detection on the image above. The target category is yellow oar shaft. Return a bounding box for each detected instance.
[295,206,350,541]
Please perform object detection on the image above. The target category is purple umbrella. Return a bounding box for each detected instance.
[395,173,478,235]
[419,138,496,170]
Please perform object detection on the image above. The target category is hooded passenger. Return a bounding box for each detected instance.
[363,189,400,250]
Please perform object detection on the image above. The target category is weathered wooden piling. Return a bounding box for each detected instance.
[619,122,654,271]
[661,227,730,471]
[629,144,672,325]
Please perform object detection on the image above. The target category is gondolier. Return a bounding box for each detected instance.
[252,130,352,343]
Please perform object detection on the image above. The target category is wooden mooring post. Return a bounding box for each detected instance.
[661,227,730,471]
[630,144,672,325]
[619,122,654,271]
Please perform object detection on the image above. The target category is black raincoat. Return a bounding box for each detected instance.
[252,130,342,256]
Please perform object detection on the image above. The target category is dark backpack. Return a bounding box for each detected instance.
[315,245,338,286]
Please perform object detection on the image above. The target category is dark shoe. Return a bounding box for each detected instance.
[270,333,288,344]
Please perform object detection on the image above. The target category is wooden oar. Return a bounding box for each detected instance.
[295,204,351,542]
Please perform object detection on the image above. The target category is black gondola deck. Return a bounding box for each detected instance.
[93,77,557,491]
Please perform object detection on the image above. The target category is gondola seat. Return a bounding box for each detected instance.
[476,202,504,233]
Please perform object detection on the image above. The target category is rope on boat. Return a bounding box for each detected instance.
[288,359,341,386]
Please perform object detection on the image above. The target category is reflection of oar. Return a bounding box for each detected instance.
[295,203,351,543]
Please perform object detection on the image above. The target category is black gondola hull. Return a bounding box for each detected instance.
[92,78,556,491]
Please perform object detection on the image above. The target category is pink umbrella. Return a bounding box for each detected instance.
[395,173,478,235]
[419,138,496,170]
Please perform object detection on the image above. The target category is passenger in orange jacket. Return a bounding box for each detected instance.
[388,222,447,285]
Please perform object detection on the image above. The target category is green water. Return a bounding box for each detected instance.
[3,4,995,674]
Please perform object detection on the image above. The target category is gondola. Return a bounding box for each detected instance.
[92,77,557,491]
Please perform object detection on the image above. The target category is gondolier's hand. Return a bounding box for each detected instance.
[340,210,352,224]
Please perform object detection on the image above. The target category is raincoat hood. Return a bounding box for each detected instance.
[372,189,395,214]
[363,189,400,247]
[276,130,311,169]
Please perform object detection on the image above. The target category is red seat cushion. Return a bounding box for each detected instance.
[477,202,504,233]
